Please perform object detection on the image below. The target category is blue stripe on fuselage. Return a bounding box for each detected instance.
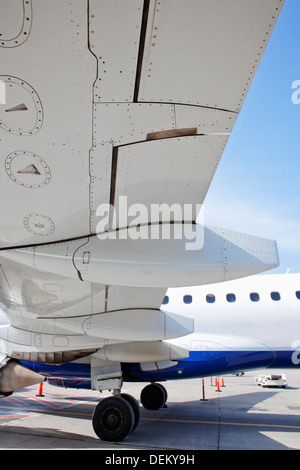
[20,348,299,390]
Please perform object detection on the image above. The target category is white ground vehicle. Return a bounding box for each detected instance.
[255,374,287,388]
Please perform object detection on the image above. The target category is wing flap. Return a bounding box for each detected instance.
[111,135,228,227]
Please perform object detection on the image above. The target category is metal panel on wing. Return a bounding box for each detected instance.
[138,0,283,110]
[113,135,228,227]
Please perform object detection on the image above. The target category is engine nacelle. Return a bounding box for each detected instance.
[0,360,46,396]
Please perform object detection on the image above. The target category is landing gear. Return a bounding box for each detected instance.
[140,383,168,410]
[92,394,140,442]
[92,383,168,441]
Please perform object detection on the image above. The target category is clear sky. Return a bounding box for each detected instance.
[203,0,300,275]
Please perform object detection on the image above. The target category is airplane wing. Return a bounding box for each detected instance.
[0,0,284,245]
[0,1,282,366]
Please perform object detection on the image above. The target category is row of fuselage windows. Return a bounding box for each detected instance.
[162,290,300,305]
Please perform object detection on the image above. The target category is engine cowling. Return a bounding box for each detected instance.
[0,360,46,396]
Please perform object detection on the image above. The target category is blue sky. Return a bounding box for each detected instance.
[203,0,300,275]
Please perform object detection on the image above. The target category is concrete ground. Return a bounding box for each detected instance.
[0,368,299,451]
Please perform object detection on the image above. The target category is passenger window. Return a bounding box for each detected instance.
[183,295,192,304]
[271,291,281,301]
[226,293,236,303]
[162,296,169,305]
[296,291,300,300]
[206,294,215,304]
[250,292,260,302]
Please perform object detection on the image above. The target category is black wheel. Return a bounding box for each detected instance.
[92,396,134,441]
[121,393,141,432]
[140,383,167,410]
[156,383,168,406]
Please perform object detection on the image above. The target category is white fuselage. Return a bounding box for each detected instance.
[165,273,300,353]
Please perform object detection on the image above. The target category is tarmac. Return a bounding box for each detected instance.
[0,368,299,451]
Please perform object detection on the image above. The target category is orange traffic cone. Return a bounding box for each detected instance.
[221,377,225,387]
[36,382,44,397]
[216,377,221,392]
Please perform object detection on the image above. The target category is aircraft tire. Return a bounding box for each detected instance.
[120,393,141,432]
[156,383,168,405]
[140,383,167,410]
[92,396,134,441]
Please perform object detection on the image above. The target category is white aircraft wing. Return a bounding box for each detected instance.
[0,1,282,357]
[0,0,284,245]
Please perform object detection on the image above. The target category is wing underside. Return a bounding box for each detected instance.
[0,0,283,246]
[0,1,283,362]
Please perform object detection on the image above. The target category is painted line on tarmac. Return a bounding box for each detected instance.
[141,417,300,430]
[0,415,29,426]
